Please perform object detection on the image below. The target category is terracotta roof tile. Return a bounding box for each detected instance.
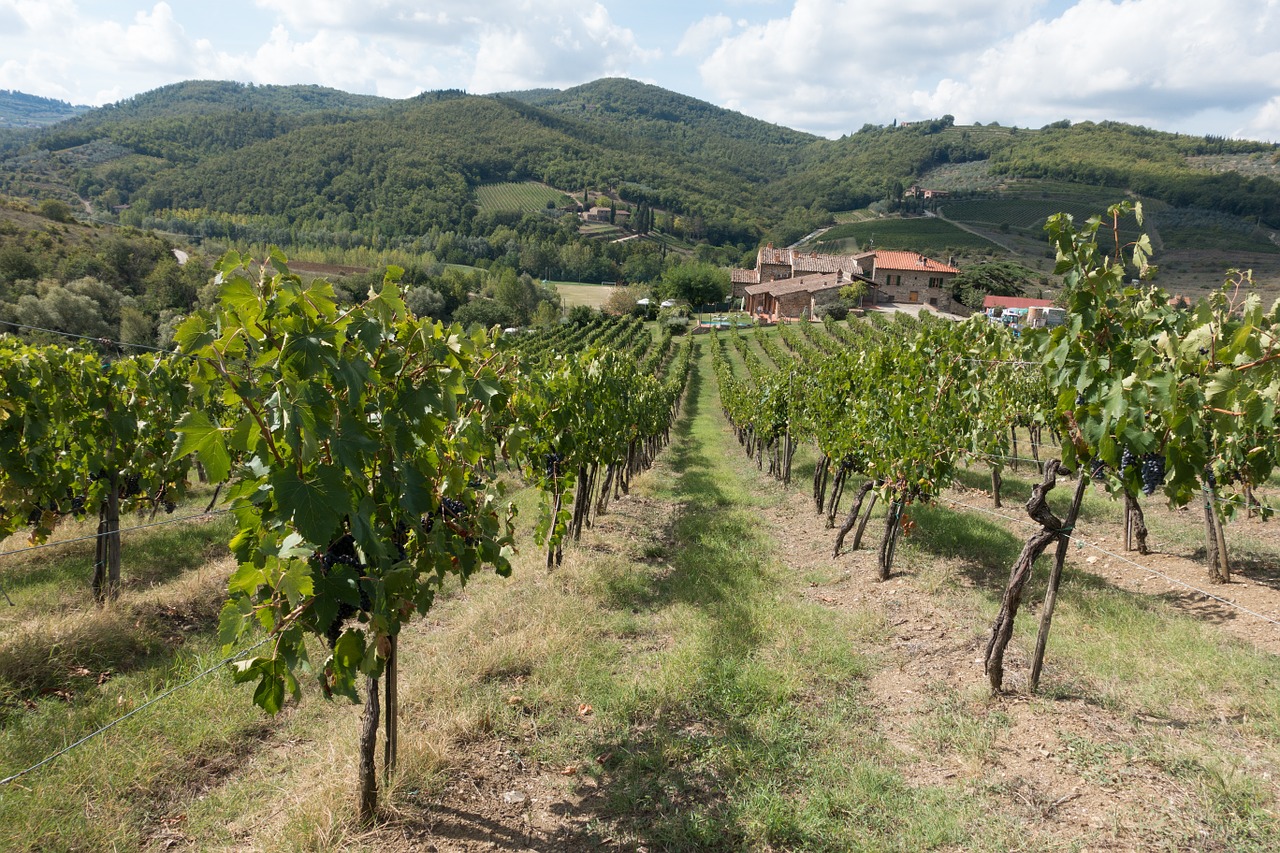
[732,246,863,285]
[869,250,960,274]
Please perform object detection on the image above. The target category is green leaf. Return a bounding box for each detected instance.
[1206,367,1242,406]
[172,314,215,354]
[253,670,286,714]
[220,276,262,324]
[279,558,315,609]
[271,466,347,547]
[172,411,231,482]
[217,599,249,648]
[227,561,267,597]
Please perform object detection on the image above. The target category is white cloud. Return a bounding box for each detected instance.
[0,0,1275,141]
[1245,96,1280,143]
[677,15,735,58]
[695,0,1280,138]
[696,0,1036,134]
[941,0,1280,129]
[81,3,197,71]
[468,5,657,93]
[0,2,213,103]
[231,26,427,97]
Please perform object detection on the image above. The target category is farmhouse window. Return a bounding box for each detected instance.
[928,276,944,287]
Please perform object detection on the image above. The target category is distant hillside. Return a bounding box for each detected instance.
[0,90,90,128]
[0,78,1277,264]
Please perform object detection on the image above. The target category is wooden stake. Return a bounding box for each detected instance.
[1030,473,1088,691]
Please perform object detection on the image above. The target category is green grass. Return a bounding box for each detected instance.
[553,281,616,309]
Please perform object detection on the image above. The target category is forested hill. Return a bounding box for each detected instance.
[0,91,91,129]
[501,78,816,148]
[1,77,1278,250]
[23,81,393,162]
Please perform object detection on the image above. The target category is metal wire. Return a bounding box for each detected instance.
[0,635,274,787]
[0,509,233,560]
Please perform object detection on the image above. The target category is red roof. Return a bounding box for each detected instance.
[982,296,1055,310]
[870,251,959,274]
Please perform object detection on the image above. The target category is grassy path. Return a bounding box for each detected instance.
[339,341,1020,851]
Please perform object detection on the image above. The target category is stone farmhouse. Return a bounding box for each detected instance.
[742,269,860,321]
[731,244,959,319]
[730,245,863,299]
[582,206,630,225]
[856,250,959,311]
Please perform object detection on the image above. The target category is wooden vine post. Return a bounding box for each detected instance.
[1029,470,1089,690]
[985,460,1086,692]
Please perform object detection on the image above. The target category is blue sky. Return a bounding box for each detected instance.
[2,0,1277,141]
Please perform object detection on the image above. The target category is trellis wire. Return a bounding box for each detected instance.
[0,635,274,787]
[0,509,233,561]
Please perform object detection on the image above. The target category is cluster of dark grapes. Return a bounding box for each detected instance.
[25,487,90,526]
[1090,459,1107,481]
[543,452,562,479]
[422,496,477,544]
[314,535,366,648]
[1118,447,1167,495]
[1139,453,1166,495]
[121,473,144,498]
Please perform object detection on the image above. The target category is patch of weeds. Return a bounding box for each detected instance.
[801,565,847,587]
[1057,731,1138,786]
[1195,760,1280,850]
[910,685,1011,763]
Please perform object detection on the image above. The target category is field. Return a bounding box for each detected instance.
[3,331,1280,850]
[814,216,1003,255]
[551,281,619,309]
[474,181,574,213]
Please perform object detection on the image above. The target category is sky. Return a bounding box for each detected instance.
[1,0,1278,142]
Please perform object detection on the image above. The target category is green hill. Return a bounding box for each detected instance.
[1,79,1277,261]
[0,90,90,129]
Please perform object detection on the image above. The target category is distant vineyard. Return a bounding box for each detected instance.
[814,217,999,254]
[940,198,1116,232]
[941,193,1280,255]
[475,181,574,213]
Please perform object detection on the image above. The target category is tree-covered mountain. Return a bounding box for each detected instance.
[0,90,91,129]
[0,78,1277,254]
